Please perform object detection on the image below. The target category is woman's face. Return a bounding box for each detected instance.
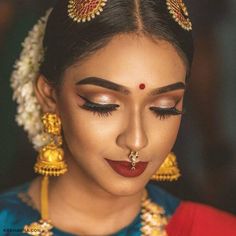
[53,34,186,196]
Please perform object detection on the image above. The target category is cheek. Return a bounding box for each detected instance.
[165,117,181,145]
[148,98,184,145]
[58,90,182,164]
[58,96,120,158]
[148,116,182,157]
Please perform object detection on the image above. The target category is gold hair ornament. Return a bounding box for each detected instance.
[68,0,108,23]
[151,152,181,181]
[166,0,192,31]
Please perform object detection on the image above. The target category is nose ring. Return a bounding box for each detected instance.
[129,151,139,170]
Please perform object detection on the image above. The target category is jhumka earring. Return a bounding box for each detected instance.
[34,113,67,176]
[151,152,181,181]
[23,113,67,235]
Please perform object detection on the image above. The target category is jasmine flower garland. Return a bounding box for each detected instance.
[10,9,52,150]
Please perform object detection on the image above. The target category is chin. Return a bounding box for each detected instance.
[100,175,149,197]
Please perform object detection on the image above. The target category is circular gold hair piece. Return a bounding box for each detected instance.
[68,0,108,23]
[166,0,192,31]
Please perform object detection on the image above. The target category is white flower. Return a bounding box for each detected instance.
[10,9,52,150]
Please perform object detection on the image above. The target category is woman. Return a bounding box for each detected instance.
[0,0,236,235]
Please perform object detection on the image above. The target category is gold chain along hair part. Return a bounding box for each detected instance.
[166,0,192,31]
[68,0,108,23]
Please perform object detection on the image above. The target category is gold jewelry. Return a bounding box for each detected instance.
[141,190,168,236]
[23,113,68,235]
[68,0,108,23]
[151,152,181,181]
[23,176,53,235]
[166,0,192,31]
[24,178,168,236]
[24,119,169,235]
[34,113,67,177]
[129,150,139,170]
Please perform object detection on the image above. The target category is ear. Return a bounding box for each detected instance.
[34,74,58,113]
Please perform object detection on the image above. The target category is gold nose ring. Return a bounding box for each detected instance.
[129,151,139,170]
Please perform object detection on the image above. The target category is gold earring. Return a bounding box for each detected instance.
[23,113,68,235]
[34,113,68,176]
[151,152,181,181]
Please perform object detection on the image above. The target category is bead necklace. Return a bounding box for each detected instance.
[141,190,168,236]
[23,177,168,236]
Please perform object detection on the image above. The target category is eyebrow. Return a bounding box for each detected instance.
[76,77,130,95]
[149,81,186,96]
[76,77,185,96]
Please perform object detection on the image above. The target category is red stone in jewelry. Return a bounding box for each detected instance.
[68,0,107,23]
[139,83,146,90]
[166,0,192,31]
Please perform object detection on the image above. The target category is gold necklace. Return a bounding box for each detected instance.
[23,177,168,236]
[140,190,168,236]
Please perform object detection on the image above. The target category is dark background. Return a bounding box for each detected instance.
[0,0,236,214]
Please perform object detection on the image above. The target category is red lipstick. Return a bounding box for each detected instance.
[105,158,148,177]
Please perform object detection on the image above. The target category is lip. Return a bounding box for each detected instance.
[105,158,148,177]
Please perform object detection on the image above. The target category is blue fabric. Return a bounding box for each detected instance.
[0,181,180,236]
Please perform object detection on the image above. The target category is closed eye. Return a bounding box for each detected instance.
[78,95,185,119]
[150,106,185,120]
[78,95,119,117]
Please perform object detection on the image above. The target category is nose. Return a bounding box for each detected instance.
[116,106,148,152]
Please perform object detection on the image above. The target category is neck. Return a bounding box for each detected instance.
[46,157,144,235]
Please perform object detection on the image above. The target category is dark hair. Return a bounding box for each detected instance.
[40,0,194,85]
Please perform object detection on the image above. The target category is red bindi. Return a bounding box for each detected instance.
[139,83,146,90]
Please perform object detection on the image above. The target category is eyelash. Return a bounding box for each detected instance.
[149,107,185,120]
[79,95,185,119]
[79,95,119,117]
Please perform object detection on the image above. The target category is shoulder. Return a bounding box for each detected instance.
[0,182,28,211]
[0,181,30,206]
[0,182,39,231]
[146,182,181,216]
[167,201,236,236]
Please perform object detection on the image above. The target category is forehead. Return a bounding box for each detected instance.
[70,34,186,87]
